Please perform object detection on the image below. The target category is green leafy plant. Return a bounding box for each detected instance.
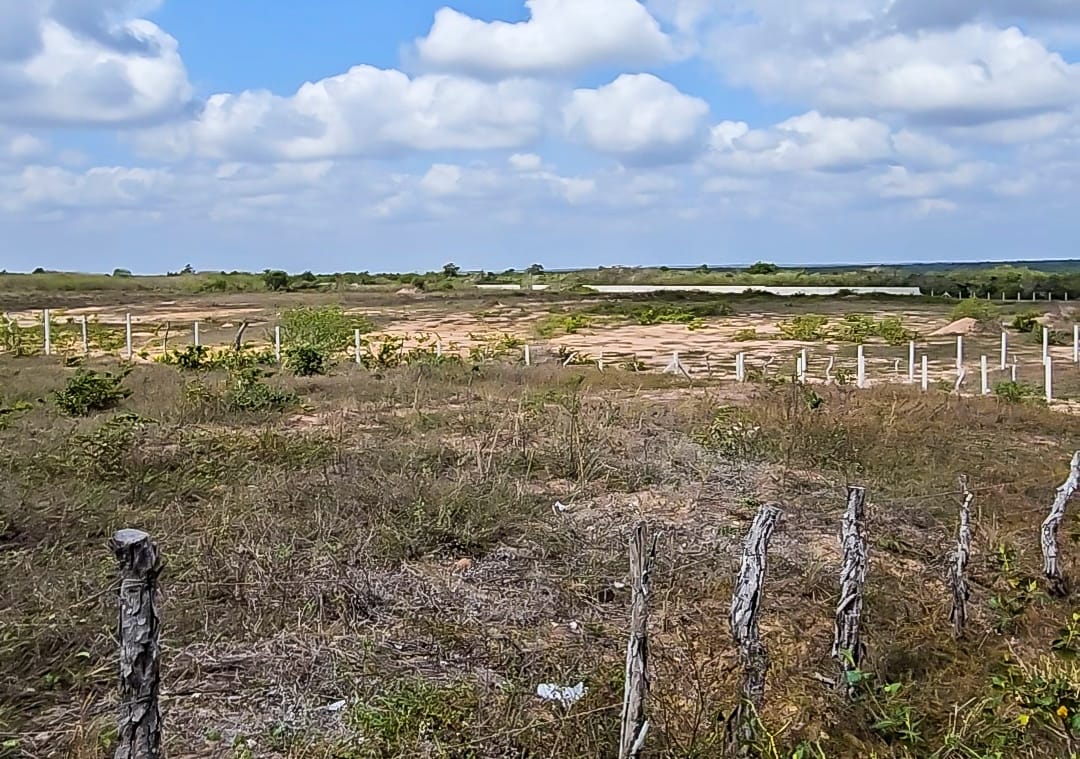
[280,305,372,357]
[1011,310,1042,334]
[283,345,327,377]
[993,381,1040,404]
[777,314,830,341]
[54,369,132,416]
[226,367,296,412]
[732,328,759,342]
[951,299,999,322]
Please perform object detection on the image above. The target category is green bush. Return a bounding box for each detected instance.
[777,314,829,341]
[54,369,132,416]
[1011,310,1042,334]
[283,345,327,377]
[993,381,1041,404]
[280,305,372,356]
[951,299,998,322]
[732,328,759,342]
[226,367,296,412]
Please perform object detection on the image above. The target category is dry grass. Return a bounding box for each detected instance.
[2,350,1080,759]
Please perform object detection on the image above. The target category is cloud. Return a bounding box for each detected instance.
[0,1,191,127]
[887,0,1080,31]
[707,112,894,173]
[719,24,1080,125]
[563,74,709,164]
[414,0,675,76]
[139,65,552,161]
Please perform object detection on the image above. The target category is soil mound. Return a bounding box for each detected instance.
[930,317,979,336]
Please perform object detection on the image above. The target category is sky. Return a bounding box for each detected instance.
[1,1,1080,274]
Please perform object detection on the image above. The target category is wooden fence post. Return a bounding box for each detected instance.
[727,504,783,755]
[833,486,868,697]
[81,315,89,355]
[619,522,657,759]
[110,529,163,759]
[948,476,974,638]
[1041,452,1080,597]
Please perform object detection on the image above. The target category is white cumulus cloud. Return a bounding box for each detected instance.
[139,65,552,161]
[0,1,191,127]
[415,0,675,76]
[563,74,709,164]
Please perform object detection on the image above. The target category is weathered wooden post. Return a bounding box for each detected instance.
[1045,357,1053,404]
[948,476,974,638]
[619,522,656,759]
[825,355,835,384]
[232,320,249,352]
[664,352,690,378]
[354,328,362,365]
[43,308,51,356]
[833,487,868,697]
[110,529,163,759]
[1041,452,1080,597]
[727,504,783,755]
[125,314,133,359]
[81,315,89,355]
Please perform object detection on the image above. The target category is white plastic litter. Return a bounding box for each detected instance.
[552,501,569,514]
[326,700,347,712]
[536,681,587,707]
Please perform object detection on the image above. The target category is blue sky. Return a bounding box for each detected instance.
[1,0,1079,274]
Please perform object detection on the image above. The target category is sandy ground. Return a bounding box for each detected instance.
[5,299,1079,404]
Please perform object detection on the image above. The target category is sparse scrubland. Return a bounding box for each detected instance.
[2,290,1080,759]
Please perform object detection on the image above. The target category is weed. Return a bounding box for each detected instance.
[280,305,373,356]
[777,314,830,341]
[283,345,327,376]
[1011,310,1042,334]
[347,678,479,757]
[53,368,131,416]
[732,328,760,342]
[226,367,297,412]
[993,381,1041,404]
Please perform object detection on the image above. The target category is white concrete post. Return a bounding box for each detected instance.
[799,348,808,382]
[274,326,281,363]
[908,341,916,383]
[80,315,88,355]
[524,344,531,366]
[1043,327,1050,363]
[193,321,200,347]
[736,352,746,382]
[43,309,51,356]
[436,340,443,358]
[1074,324,1079,364]
[857,345,866,389]
[1011,364,1017,382]
[354,329,362,364]
[125,313,133,359]
[980,355,989,395]
[921,355,928,391]
[1045,357,1053,403]
[956,336,963,371]
[1000,331,1008,371]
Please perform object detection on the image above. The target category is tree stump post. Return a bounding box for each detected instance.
[111,529,163,759]
[948,476,974,638]
[1042,452,1080,596]
[619,522,657,759]
[726,504,783,756]
[833,487,868,697]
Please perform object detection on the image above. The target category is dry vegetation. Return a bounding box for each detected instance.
[2,290,1080,759]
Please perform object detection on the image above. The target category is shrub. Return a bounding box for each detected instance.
[280,305,371,356]
[172,345,212,370]
[993,381,1040,404]
[263,270,290,291]
[54,369,132,416]
[226,367,296,412]
[1011,310,1042,334]
[732,328,759,342]
[777,314,829,341]
[746,261,779,275]
[283,345,327,377]
[951,299,998,322]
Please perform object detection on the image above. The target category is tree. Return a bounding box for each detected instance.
[526,263,544,276]
[442,262,461,278]
[262,270,290,291]
[112,268,133,278]
[746,261,779,275]
[181,264,195,275]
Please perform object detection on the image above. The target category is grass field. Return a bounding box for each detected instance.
[3,287,1080,758]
